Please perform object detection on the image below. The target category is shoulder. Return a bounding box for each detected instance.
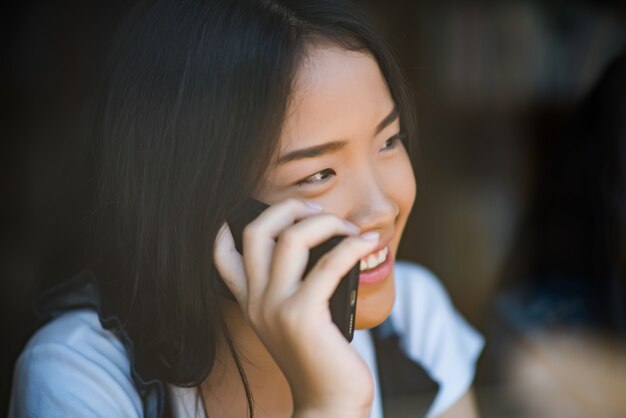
[393,261,452,311]
[391,261,462,341]
[9,309,143,418]
[391,260,480,345]
[391,261,484,417]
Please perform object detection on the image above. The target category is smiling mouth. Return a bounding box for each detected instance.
[360,246,389,271]
[358,244,393,286]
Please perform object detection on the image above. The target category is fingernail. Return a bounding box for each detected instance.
[304,200,323,211]
[344,220,360,234]
[359,231,380,241]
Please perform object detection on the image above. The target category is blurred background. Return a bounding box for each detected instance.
[2,0,626,416]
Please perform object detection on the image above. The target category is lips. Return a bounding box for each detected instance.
[358,234,394,286]
[358,245,393,285]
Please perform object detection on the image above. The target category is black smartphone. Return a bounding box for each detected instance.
[221,198,360,342]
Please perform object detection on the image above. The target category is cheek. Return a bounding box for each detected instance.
[384,154,417,221]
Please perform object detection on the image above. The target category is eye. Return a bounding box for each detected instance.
[296,168,336,187]
[380,133,408,152]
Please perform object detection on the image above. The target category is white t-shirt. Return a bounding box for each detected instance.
[10,261,483,418]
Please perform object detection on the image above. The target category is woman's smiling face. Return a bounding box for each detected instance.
[257,44,416,329]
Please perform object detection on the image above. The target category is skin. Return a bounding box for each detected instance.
[259,44,416,329]
[209,44,477,417]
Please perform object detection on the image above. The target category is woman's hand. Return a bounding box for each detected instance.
[214,198,379,417]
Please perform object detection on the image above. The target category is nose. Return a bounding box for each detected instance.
[345,176,399,233]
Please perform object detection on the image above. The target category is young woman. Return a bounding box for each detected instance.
[9,1,483,417]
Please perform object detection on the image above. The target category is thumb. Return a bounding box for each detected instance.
[213,222,248,304]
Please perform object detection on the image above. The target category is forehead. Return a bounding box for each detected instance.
[279,45,395,151]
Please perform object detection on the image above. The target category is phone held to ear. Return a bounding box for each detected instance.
[220,198,360,342]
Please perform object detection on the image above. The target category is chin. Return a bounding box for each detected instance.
[354,274,395,330]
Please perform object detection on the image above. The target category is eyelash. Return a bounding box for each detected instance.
[295,133,407,187]
[381,133,407,151]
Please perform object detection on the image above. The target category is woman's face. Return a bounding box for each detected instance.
[257,45,416,329]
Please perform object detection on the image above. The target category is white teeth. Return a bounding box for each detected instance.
[360,246,388,271]
[377,250,385,264]
[366,254,378,269]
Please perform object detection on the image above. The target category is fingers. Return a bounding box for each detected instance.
[265,214,361,302]
[213,223,248,304]
[298,232,380,301]
[242,199,323,299]
[215,198,380,321]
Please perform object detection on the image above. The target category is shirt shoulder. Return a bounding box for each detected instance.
[391,261,461,337]
[9,309,143,418]
[391,261,484,418]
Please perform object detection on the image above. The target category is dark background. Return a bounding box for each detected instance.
[3,0,626,415]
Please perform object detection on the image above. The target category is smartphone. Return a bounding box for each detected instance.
[220,198,360,341]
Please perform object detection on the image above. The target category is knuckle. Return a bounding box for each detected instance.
[319,213,337,222]
[332,216,348,229]
[276,299,301,329]
[318,214,344,231]
[246,304,264,328]
[343,235,364,247]
[283,197,302,210]
[342,238,367,257]
[242,222,259,242]
[248,317,264,332]
[277,228,298,246]
[315,252,337,272]
[260,308,274,327]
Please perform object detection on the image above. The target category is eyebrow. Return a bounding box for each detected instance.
[278,106,399,164]
[375,106,399,136]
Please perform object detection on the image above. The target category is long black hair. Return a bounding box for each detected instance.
[94,0,417,414]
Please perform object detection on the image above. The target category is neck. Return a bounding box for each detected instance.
[201,301,293,418]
